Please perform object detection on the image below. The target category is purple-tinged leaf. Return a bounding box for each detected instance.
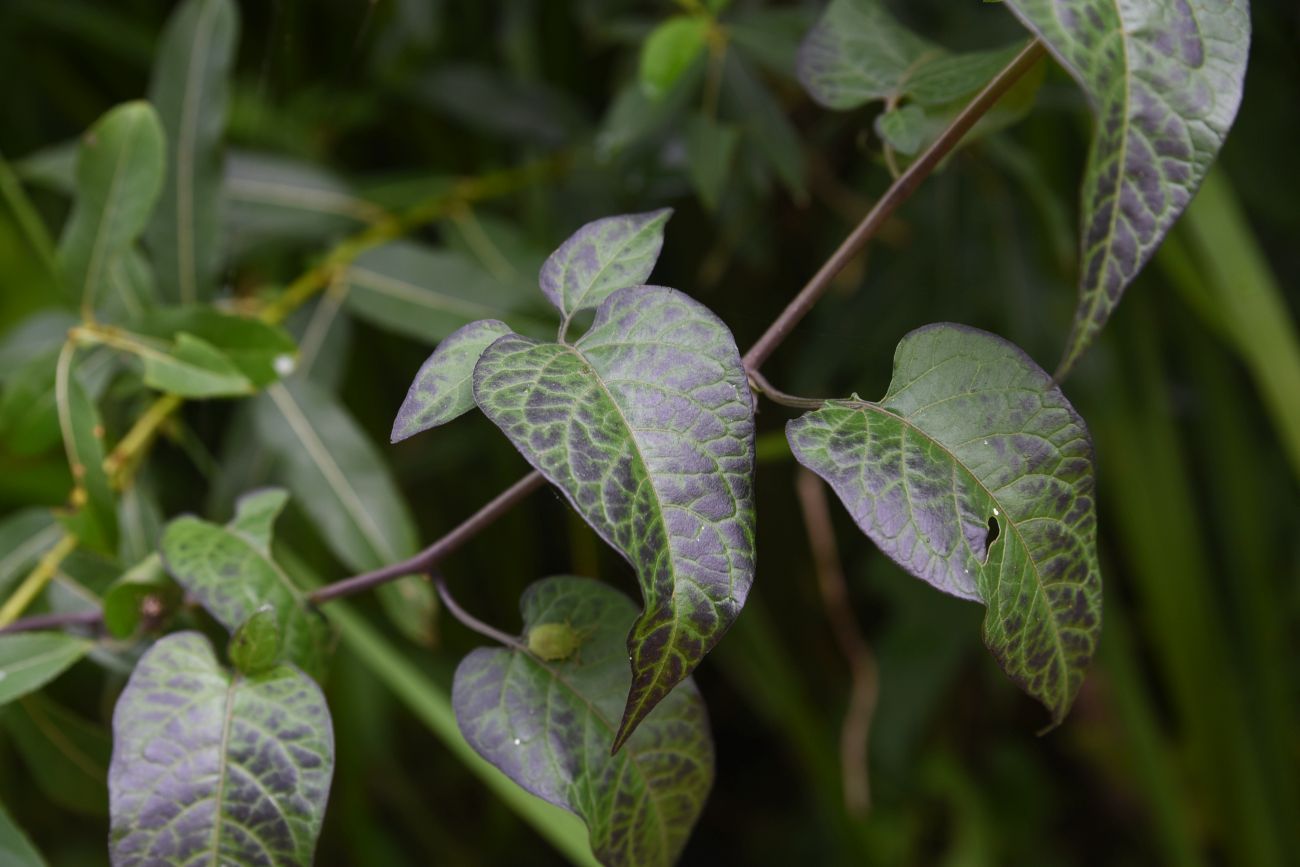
[391,318,512,442]
[786,324,1100,725]
[454,577,713,867]
[160,489,331,680]
[539,210,672,330]
[474,286,755,751]
[1001,0,1250,376]
[109,632,333,867]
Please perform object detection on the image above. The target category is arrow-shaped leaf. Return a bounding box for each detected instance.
[160,489,331,679]
[109,631,333,867]
[454,576,713,867]
[1001,0,1250,375]
[474,285,755,750]
[786,324,1100,724]
[392,318,512,442]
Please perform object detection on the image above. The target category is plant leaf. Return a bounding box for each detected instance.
[139,332,255,397]
[685,115,740,212]
[102,554,179,640]
[391,318,512,442]
[785,324,1100,724]
[0,510,60,599]
[1001,0,1250,375]
[0,344,115,457]
[57,355,118,556]
[454,576,713,867]
[251,380,434,647]
[640,17,710,102]
[132,306,298,387]
[229,605,282,674]
[0,632,91,707]
[474,285,755,750]
[160,489,332,679]
[0,802,46,867]
[109,631,333,866]
[538,209,672,328]
[56,101,164,311]
[3,694,111,816]
[145,0,240,304]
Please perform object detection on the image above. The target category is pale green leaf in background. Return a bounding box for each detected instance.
[639,16,710,102]
[0,802,46,867]
[0,632,91,707]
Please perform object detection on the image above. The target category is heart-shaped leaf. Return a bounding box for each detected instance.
[56,101,164,313]
[474,285,755,750]
[0,632,91,707]
[1001,0,1250,375]
[109,631,333,867]
[539,209,672,332]
[391,318,512,442]
[454,576,714,867]
[160,489,331,679]
[786,323,1100,724]
[145,0,239,304]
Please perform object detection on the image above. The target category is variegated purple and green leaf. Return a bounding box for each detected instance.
[786,324,1100,725]
[391,318,512,442]
[454,576,713,867]
[1001,0,1250,375]
[539,209,672,334]
[160,488,331,680]
[109,631,333,867]
[473,285,755,751]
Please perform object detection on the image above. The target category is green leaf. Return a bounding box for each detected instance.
[229,604,282,674]
[102,554,179,640]
[392,319,512,441]
[109,631,333,866]
[639,16,710,102]
[785,324,1101,725]
[721,54,806,200]
[685,115,740,211]
[0,510,60,599]
[251,380,433,647]
[138,332,255,397]
[474,285,755,750]
[145,0,240,304]
[454,576,713,867]
[875,104,928,156]
[0,802,46,867]
[160,489,332,679]
[343,241,547,344]
[0,344,115,457]
[1001,0,1250,375]
[57,354,117,555]
[56,101,164,311]
[132,306,298,387]
[3,694,110,816]
[102,246,159,321]
[0,632,91,707]
[538,209,672,328]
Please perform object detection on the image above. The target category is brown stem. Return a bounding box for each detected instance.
[748,370,829,411]
[0,609,104,636]
[307,471,546,605]
[795,467,879,816]
[433,574,526,650]
[741,39,1046,372]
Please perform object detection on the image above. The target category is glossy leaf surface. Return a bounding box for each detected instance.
[145,0,239,303]
[455,577,713,867]
[0,632,91,707]
[109,632,333,866]
[391,318,512,442]
[1002,0,1250,374]
[786,324,1100,724]
[475,285,755,749]
[57,102,164,311]
[160,489,331,679]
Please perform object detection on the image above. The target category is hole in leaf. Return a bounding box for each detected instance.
[982,515,1001,562]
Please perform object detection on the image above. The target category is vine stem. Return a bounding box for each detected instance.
[741,38,1046,373]
[434,574,527,650]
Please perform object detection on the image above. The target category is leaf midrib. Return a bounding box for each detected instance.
[207,672,239,863]
[76,116,141,309]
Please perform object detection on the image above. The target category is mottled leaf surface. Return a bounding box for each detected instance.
[0,632,91,707]
[109,632,333,867]
[146,0,239,304]
[391,318,512,442]
[1002,0,1250,374]
[539,210,671,329]
[474,286,755,749]
[786,324,1100,723]
[160,489,331,679]
[455,577,713,867]
[57,102,164,311]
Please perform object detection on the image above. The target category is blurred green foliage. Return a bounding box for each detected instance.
[0,1,1297,865]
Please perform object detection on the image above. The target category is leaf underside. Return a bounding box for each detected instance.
[454,577,714,867]
[1001,0,1250,375]
[109,632,333,867]
[786,323,1101,724]
[474,285,755,750]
